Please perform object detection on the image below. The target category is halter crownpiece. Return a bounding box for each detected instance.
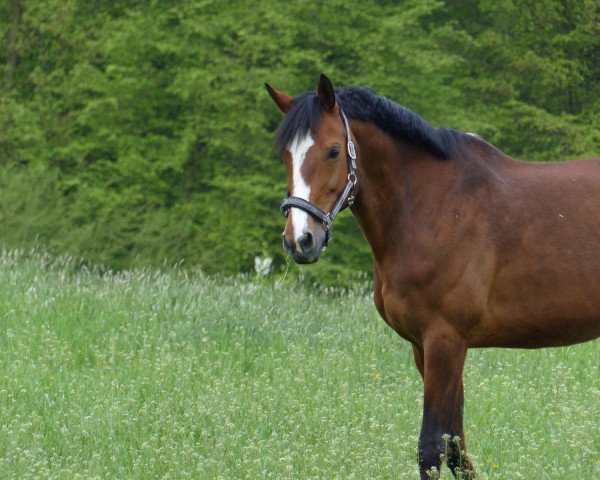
[280,106,358,246]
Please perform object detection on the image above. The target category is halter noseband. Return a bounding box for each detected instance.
[280,107,358,246]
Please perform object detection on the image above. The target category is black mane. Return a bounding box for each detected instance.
[275,86,463,158]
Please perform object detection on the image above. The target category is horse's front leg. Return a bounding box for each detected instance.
[445,381,476,478]
[416,329,476,479]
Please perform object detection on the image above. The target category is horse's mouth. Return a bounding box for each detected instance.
[290,250,321,264]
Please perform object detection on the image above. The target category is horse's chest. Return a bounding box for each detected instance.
[374,280,427,344]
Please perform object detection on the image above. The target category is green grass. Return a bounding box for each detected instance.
[0,249,598,479]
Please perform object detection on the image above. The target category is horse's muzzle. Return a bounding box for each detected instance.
[282,231,324,264]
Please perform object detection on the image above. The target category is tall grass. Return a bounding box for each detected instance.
[0,249,598,479]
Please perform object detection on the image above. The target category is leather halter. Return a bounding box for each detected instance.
[280,107,358,246]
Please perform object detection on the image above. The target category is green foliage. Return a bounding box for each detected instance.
[0,0,598,281]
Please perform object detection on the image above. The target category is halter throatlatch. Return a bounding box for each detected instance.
[280,107,357,246]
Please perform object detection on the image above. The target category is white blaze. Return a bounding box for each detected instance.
[288,132,314,245]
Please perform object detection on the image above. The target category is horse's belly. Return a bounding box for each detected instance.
[475,287,600,348]
[471,315,600,348]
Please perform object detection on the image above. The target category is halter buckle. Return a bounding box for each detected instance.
[348,141,356,161]
[348,171,357,187]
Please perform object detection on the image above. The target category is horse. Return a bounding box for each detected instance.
[265,74,600,479]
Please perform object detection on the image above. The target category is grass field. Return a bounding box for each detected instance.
[0,249,598,479]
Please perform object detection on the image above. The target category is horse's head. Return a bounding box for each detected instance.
[266,74,357,264]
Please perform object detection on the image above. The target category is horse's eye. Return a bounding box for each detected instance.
[328,148,340,160]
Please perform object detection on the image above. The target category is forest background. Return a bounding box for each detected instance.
[1,0,599,284]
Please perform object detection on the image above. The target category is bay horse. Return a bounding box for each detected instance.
[265,74,600,479]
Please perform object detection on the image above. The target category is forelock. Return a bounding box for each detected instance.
[275,93,321,156]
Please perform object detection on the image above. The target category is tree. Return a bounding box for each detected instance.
[0,0,597,283]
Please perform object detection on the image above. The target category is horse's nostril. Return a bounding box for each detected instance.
[298,232,315,253]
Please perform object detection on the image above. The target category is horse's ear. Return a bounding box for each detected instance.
[317,73,336,112]
[265,83,293,113]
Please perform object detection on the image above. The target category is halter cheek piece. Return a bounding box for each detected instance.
[280,108,358,246]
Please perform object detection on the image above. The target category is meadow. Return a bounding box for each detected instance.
[0,249,598,479]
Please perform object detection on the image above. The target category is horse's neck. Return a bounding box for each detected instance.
[349,122,465,262]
